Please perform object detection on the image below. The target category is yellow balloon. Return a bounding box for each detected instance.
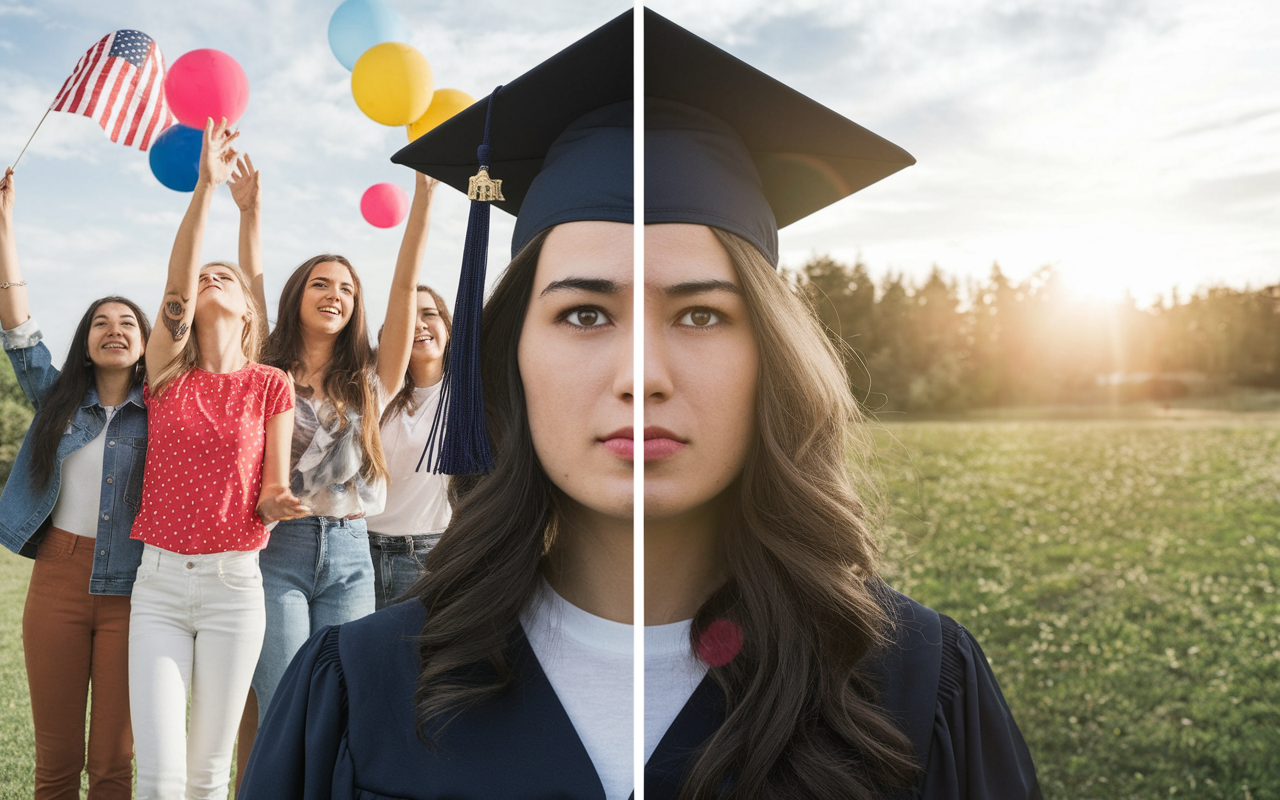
[351,42,434,126]
[406,88,477,141]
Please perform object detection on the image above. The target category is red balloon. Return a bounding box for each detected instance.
[361,183,409,228]
[165,49,250,128]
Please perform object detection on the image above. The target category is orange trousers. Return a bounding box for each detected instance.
[23,527,133,800]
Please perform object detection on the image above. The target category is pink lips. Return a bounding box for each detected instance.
[600,430,634,460]
[599,427,688,462]
[642,426,687,462]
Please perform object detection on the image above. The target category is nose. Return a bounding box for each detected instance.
[612,317,634,403]
[643,314,673,405]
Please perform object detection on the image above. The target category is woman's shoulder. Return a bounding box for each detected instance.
[330,600,425,682]
[874,589,1000,724]
[874,589,1042,799]
[244,361,290,384]
[341,597,426,647]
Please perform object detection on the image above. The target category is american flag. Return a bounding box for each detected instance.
[50,30,174,152]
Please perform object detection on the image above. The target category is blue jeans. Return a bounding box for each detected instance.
[368,532,442,610]
[252,516,374,724]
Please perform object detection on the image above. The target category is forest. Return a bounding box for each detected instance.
[797,256,1280,412]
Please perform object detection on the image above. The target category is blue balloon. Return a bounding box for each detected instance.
[149,124,202,192]
[328,0,411,71]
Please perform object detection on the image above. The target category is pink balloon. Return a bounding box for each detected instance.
[361,183,409,228]
[165,49,250,128]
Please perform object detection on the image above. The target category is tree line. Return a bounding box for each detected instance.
[797,256,1280,413]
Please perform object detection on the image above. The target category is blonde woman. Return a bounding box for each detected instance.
[127,119,306,800]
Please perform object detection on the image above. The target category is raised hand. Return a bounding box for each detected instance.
[198,117,240,188]
[0,167,15,226]
[415,170,439,197]
[228,154,260,213]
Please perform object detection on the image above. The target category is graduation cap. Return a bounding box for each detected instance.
[391,10,633,475]
[644,8,915,266]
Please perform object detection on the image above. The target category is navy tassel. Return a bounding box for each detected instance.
[418,89,503,475]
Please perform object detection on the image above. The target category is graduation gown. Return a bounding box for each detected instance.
[237,593,1041,800]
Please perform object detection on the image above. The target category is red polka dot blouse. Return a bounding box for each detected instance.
[131,364,293,554]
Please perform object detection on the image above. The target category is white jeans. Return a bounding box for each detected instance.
[128,544,266,800]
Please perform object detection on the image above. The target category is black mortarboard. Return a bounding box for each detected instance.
[644,9,914,266]
[391,9,633,475]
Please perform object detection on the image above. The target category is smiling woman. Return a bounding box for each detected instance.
[0,165,152,800]
[233,162,442,772]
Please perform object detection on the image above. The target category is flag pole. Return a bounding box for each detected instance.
[11,107,52,171]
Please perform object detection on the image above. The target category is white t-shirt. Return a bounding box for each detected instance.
[365,383,451,536]
[51,405,117,538]
[521,581,708,800]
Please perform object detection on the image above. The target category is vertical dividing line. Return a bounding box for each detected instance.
[632,4,646,798]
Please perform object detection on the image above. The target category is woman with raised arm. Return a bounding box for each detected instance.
[230,168,439,730]
[365,282,452,610]
[127,118,306,800]
[0,167,149,800]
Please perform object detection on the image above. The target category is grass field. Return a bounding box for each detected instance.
[0,416,1278,798]
[877,416,1280,799]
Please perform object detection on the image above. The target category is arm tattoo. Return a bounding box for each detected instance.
[163,296,189,342]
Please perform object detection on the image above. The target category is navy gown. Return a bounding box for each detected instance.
[237,593,1041,800]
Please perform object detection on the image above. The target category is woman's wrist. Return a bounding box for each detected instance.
[193,178,218,197]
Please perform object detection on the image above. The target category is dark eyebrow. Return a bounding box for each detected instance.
[662,279,742,297]
[539,278,621,297]
[93,313,136,322]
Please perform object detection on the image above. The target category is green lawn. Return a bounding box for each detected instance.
[877,417,1280,799]
[0,417,1277,798]
[0,549,31,798]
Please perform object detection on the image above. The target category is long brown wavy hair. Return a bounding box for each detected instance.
[381,284,453,425]
[675,228,918,799]
[411,231,555,733]
[29,296,151,488]
[149,261,263,397]
[262,254,388,484]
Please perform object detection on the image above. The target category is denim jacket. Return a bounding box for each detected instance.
[0,319,147,595]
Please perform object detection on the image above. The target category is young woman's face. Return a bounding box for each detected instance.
[518,221,634,522]
[644,224,759,521]
[195,263,249,320]
[410,290,448,364]
[299,261,356,337]
[86,301,145,371]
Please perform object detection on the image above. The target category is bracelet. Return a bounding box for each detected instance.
[0,280,25,289]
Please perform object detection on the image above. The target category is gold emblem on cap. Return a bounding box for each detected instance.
[468,168,505,202]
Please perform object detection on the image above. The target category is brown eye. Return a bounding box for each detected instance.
[566,308,607,328]
[679,309,720,327]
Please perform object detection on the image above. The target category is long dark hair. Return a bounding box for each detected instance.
[29,296,151,488]
[262,254,388,484]
[412,231,553,734]
[677,229,918,799]
[381,284,453,425]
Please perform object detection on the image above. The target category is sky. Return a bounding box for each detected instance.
[1,0,1278,359]
[646,0,1280,304]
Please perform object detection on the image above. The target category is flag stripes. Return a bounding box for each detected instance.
[50,30,174,151]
